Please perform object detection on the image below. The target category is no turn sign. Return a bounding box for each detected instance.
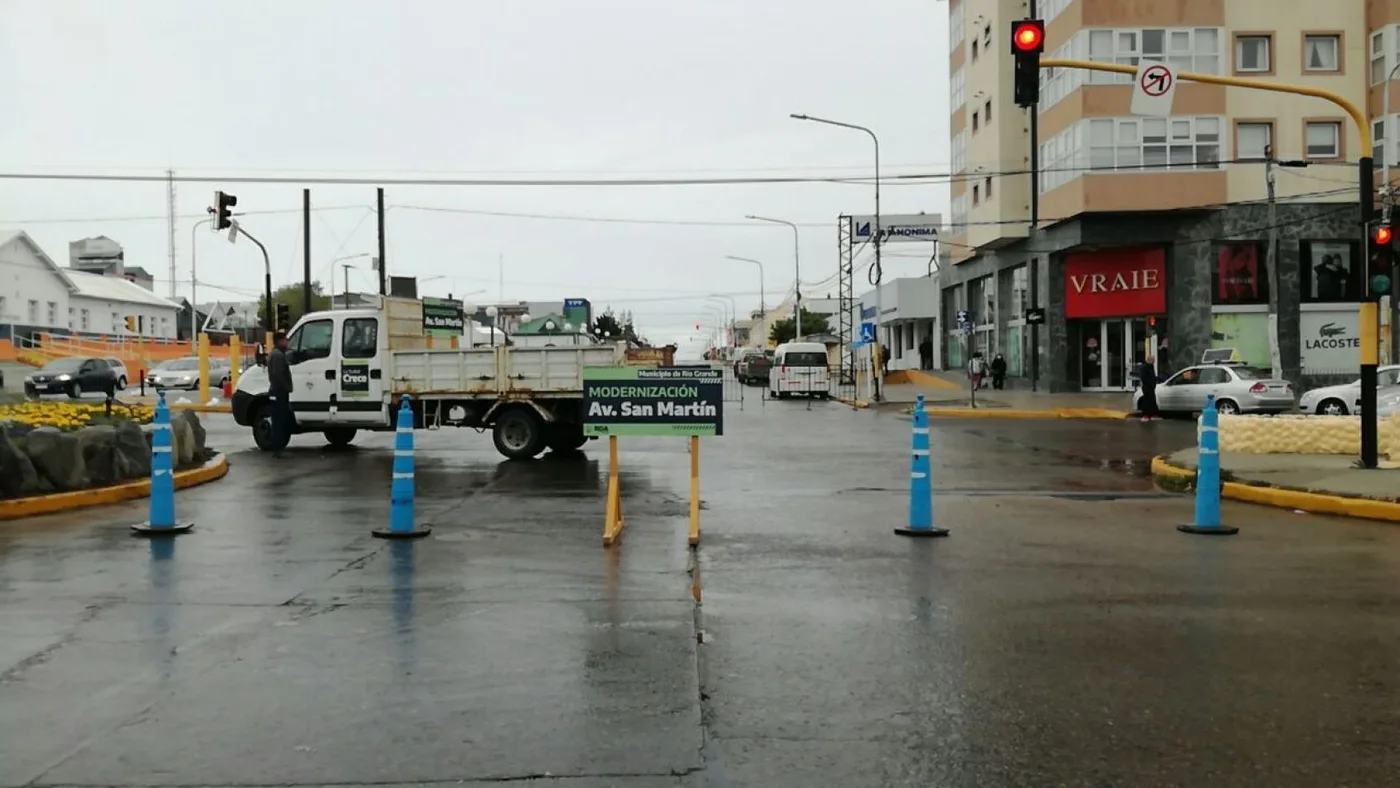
[1130,59,1178,117]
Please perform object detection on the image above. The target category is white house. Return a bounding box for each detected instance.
[0,230,180,340]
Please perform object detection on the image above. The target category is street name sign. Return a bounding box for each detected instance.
[583,366,724,436]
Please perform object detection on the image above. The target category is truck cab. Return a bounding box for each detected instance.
[231,306,390,450]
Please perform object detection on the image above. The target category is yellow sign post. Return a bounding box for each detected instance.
[1039,58,1380,465]
[196,333,211,404]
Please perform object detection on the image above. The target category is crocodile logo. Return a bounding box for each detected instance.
[1319,322,1347,338]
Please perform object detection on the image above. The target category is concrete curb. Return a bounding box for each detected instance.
[837,397,871,409]
[1150,454,1400,523]
[0,453,230,520]
[169,403,233,414]
[912,406,1130,420]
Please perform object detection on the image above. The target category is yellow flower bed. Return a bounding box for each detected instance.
[0,401,155,431]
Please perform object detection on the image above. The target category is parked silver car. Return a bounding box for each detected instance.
[1135,363,1294,415]
[1305,365,1400,415]
[145,356,231,391]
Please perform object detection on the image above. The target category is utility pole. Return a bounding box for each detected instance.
[302,189,312,316]
[166,169,177,299]
[342,263,353,309]
[1265,146,1282,379]
[376,188,387,296]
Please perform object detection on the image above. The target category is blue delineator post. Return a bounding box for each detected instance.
[1178,394,1238,536]
[131,392,194,536]
[895,394,950,538]
[374,396,432,539]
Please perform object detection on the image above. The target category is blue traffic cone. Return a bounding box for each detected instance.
[896,394,949,538]
[131,392,194,536]
[374,396,432,539]
[1178,394,1238,536]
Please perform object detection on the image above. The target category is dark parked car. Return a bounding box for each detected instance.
[24,357,119,399]
[736,349,774,385]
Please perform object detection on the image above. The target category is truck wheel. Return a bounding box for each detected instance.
[546,424,588,453]
[493,408,545,460]
[324,427,357,448]
[251,402,291,452]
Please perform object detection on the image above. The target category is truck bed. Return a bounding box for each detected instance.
[389,344,623,397]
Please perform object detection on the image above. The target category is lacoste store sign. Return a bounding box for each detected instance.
[1300,311,1360,372]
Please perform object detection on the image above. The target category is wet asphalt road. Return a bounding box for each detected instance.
[3,393,1400,787]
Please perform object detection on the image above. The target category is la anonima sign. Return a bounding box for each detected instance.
[582,366,724,437]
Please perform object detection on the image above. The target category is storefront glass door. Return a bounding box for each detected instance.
[1081,318,1148,391]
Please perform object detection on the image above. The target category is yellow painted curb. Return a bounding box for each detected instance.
[1150,454,1400,523]
[837,397,871,409]
[0,454,230,520]
[906,369,962,390]
[920,406,1130,420]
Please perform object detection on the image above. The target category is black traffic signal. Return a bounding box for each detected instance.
[275,302,291,331]
[1011,19,1045,108]
[1368,224,1395,300]
[214,191,237,230]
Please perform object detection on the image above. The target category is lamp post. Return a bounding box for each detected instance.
[330,254,372,309]
[189,216,213,343]
[706,295,737,347]
[485,305,499,347]
[790,112,882,401]
[745,216,801,339]
[724,255,766,344]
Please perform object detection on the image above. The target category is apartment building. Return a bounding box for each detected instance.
[941,0,1386,392]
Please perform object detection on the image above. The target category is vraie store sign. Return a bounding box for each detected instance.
[1301,311,1361,371]
[1063,247,1168,319]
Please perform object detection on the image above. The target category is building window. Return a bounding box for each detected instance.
[46,301,57,326]
[983,24,991,49]
[984,100,992,125]
[0,296,7,321]
[1305,121,1341,159]
[1236,121,1272,160]
[1374,29,1389,85]
[1235,34,1272,73]
[972,111,979,132]
[949,0,964,48]
[1374,119,1386,163]
[971,38,979,60]
[951,66,965,110]
[972,184,980,205]
[80,309,90,330]
[1301,240,1361,303]
[112,312,120,332]
[951,130,967,173]
[984,176,993,198]
[950,191,969,235]
[1303,34,1340,72]
[1088,116,1222,172]
[1212,244,1269,306]
[27,300,38,324]
[1088,27,1223,85]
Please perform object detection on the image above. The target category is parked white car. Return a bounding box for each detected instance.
[104,357,130,389]
[1301,365,1400,415]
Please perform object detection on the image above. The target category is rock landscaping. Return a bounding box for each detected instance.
[0,403,214,500]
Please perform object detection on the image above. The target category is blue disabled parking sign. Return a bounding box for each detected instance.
[859,322,876,343]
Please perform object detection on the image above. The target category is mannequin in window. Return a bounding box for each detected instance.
[1314,252,1349,300]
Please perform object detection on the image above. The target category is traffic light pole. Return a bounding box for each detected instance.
[233,224,274,344]
[1038,58,1380,467]
[1026,3,1040,393]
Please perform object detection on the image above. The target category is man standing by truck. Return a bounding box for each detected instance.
[267,332,293,457]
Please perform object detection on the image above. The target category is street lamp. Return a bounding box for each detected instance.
[724,255,766,340]
[745,216,801,339]
[790,112,883,400]
[485,305,499,347]
[331,254,372,309]
[705,295,737,347]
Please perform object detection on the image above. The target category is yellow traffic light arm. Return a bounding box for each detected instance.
[1038,59,1370,151]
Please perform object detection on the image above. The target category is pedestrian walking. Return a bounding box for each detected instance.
[918,336,933,370]
[1135,358,1161,422]
[267,332,294,456]
[990,353,1007,390]
[968,351,986,390]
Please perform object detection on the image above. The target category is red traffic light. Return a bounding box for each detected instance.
[1377,225,1394,245]
[1011,20,1045,53]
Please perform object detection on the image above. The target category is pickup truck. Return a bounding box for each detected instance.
[230,296,625,460]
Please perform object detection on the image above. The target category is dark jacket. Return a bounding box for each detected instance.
[267,347,293,395]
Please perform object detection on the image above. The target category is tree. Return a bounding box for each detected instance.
[257,282,332,330]
[591,307,648,345]
[768,308,831,345]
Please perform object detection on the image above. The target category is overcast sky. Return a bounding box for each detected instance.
[0,0,949,351]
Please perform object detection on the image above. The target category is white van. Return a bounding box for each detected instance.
[769,341,831,399]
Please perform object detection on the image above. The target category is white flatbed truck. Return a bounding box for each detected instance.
[230,296,624,460]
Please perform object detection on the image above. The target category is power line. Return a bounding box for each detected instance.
[0,170,947,188]
[0,204,370,226]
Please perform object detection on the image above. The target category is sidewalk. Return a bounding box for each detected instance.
[869,379,1133,420]
[1153,448,1400,522]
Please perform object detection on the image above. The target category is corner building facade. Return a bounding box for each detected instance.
[940,0,1397,391]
